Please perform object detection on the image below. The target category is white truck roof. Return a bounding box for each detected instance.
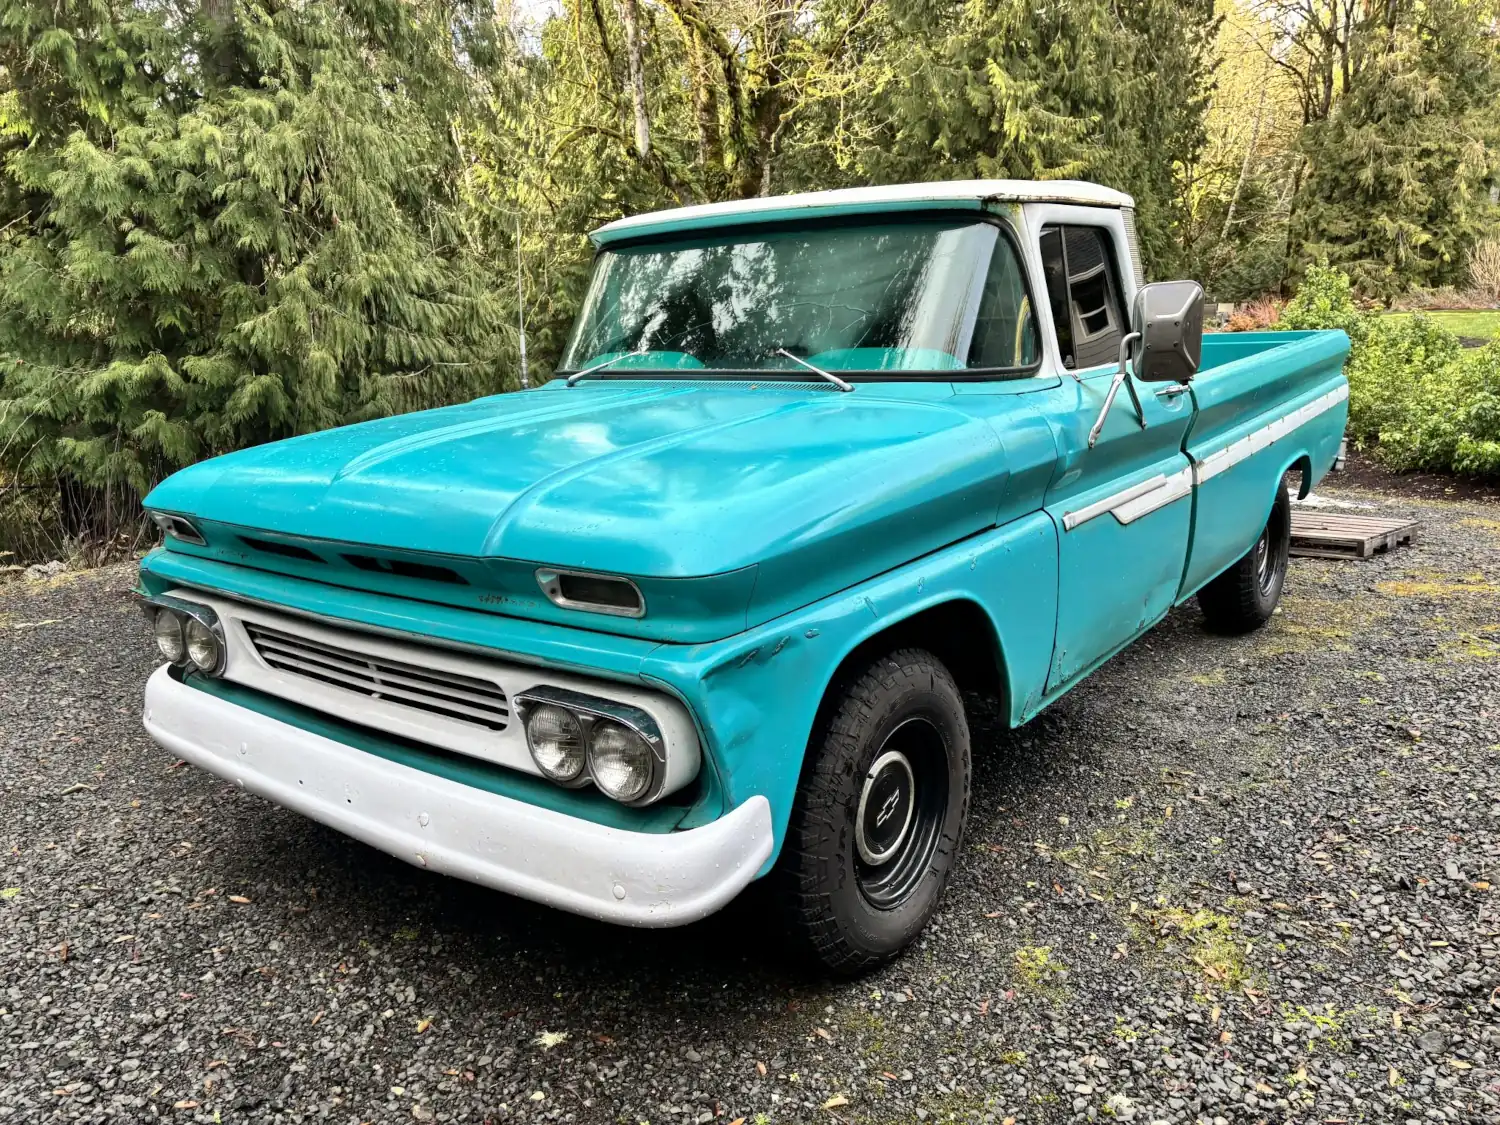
[591,180,1134,246]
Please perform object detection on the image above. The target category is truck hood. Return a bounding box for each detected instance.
[146,381,1016,637]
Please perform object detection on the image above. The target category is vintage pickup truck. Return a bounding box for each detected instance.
[137,181,1350,972]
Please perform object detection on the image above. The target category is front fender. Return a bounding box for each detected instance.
[642,510,1059,873]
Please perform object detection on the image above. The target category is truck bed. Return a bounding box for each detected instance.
[1200,330,1330,371]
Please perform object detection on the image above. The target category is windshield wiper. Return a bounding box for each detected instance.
[773,349,854,392]
[565,348,647,386]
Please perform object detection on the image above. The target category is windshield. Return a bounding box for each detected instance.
[559,219,1040,377]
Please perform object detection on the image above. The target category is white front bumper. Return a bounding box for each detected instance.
[142,666,773,927]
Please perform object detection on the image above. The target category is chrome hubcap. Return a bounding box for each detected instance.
[1253,527,1274,594]
[854,716,949,910]
[856,750,916,865]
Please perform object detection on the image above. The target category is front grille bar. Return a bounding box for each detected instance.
[244,622,511,731]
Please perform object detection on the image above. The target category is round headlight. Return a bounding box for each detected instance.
[525,704,586,782]
[587,721,654,804]
[184,617,222,673]
[153,610,186,663]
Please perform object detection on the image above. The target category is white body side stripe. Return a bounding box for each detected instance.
[1193,383,1349,487]
[1062,382,1348,532]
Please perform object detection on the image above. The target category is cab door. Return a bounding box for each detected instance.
[1024,219,1196,691]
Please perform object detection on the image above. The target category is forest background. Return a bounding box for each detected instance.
[1,0,1498,558]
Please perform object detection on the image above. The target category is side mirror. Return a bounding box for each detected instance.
[1131,280,1204,384]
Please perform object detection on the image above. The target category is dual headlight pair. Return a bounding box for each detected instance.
[517,688,664,806]
[144,597,225,676]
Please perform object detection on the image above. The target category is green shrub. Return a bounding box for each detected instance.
[1380,343,1500,474]
[1275,264,1500,476]
[1276,263,1369,344]
[1344,314,1462,447]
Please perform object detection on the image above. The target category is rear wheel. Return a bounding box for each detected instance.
[1198,481,1292,634]
[776,648,970,975]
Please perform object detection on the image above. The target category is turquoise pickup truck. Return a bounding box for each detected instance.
[137,181,1349,972]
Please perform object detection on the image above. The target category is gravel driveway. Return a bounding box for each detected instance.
[2,478,1497,1125]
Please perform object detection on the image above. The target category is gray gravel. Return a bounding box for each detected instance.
[2,477,1497,1125]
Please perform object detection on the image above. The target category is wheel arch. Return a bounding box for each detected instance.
[1283,450,1315,499]
[808,598,1007,747]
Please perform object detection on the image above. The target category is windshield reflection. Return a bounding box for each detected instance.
[560,219,1034,377]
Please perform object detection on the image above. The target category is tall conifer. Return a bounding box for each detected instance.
[0,0,509,530]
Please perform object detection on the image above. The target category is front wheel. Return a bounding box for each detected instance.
[775,648,970,975]
[1198,481,1292,634]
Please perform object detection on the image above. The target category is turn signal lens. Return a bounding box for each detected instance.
[153,610,186,663]
[184,617,222,673]
[525,704,586,782]
[588,721,653,804]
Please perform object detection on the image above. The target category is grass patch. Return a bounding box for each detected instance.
[1377,575,1497,598]
[1131,904,1251,992]
[1436,632,1500,662]
[1256,592,1369,655]
[1012,945,1067,996]
[1280,1003,1381,1053]
[1384,309,1500,339]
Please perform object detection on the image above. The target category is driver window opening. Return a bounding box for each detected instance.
[1039,224,1126,370]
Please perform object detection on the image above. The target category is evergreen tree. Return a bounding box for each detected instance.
[1290,0,1500,300]
[0,0,510,536]
[844,0,1219,277]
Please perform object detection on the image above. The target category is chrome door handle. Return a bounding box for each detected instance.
[1155,384,1191,399]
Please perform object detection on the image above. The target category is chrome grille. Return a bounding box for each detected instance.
[243,622,511,731]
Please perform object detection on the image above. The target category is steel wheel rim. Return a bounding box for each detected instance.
[1253,527,1274,594]
[855,716,948,910]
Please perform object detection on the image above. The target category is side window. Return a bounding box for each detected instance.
[966,234,1040,369]
[1038,224,1127,370]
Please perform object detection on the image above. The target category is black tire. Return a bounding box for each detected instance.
[1198,481,1292,634]
[776,648,971,975]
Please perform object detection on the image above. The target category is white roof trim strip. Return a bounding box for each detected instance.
[592,180,1135,245]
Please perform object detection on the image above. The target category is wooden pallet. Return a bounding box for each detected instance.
[1289,511,1421,559]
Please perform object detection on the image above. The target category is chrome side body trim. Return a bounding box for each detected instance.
[1111,466,1194,525]
[1064,382,1349,533]
[1061,473,1168,531]
[1193,384,1349,487]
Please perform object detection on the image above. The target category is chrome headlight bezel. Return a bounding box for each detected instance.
[515,685,670,806]
[137,594,226,676]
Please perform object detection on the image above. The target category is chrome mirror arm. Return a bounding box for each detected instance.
[1087,332,1143,449]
